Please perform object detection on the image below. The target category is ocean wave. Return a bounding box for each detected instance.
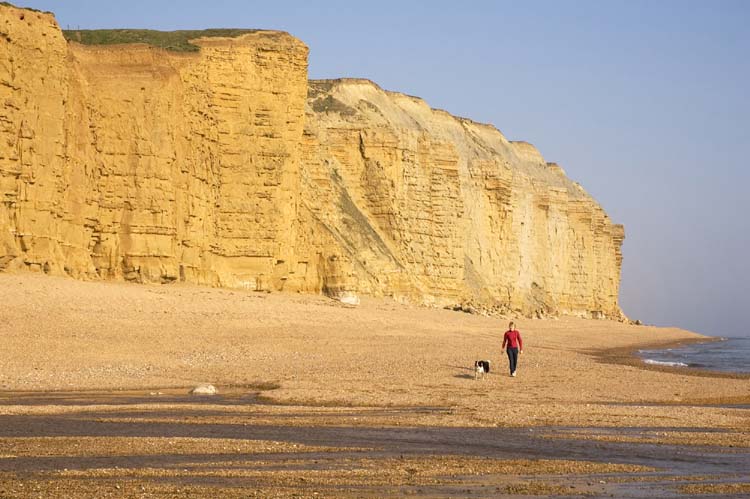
[643,359,688,367]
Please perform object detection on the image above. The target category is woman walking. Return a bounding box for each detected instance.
[502,321,523,377]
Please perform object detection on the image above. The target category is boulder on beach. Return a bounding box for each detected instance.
[190,384,218,396]
[337,291,360,306]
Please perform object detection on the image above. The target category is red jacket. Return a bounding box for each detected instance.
[502,329,523,350]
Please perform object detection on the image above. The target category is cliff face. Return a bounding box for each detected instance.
[0,5,625,318]
[301,80,624,318]
[1,5,310,290]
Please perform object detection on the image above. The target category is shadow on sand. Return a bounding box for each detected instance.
[0,390,747,497]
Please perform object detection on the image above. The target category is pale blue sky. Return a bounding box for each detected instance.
[22,1,750,337]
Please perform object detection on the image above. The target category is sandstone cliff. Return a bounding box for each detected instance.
[0,4,625,318]
[301,80,624,318]
[1,4,309,291]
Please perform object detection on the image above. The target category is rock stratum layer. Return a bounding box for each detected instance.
[0,5,625,318]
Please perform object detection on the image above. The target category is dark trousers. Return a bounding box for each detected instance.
[506,347,519,374]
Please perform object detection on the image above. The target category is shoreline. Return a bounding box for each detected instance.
[596,335,750,381]
[598,336,734,371]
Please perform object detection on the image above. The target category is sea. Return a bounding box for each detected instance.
[638,336,750,374]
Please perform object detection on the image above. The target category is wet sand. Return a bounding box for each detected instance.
[0,274,748,497]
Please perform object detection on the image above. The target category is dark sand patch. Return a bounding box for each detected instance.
[0,391,747,497]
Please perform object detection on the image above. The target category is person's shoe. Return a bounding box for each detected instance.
[511,371,516,377]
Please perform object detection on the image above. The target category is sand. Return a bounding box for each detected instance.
[0,273,748,497]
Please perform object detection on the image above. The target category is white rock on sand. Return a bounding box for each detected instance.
[190,384,218,396]
[337,291,360,306]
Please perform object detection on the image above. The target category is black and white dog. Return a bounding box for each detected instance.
[474,360,491,380]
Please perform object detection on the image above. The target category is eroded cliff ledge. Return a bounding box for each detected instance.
[0,5,625,318]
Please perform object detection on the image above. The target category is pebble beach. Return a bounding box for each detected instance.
[0,273,748,497]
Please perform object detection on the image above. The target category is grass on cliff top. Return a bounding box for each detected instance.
[62,29,260,52]
[310,95,358,116]
[1,1,51,13]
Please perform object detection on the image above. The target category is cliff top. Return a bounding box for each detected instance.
[0,1,51,14]
[61,28,285,52]
[310,78,505,132]
[308,78,593,201]
[1,2,295,52]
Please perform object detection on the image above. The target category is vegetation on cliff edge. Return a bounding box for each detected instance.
[310,95,358,116]
[1,1,52,14]
[62,29,260,52]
